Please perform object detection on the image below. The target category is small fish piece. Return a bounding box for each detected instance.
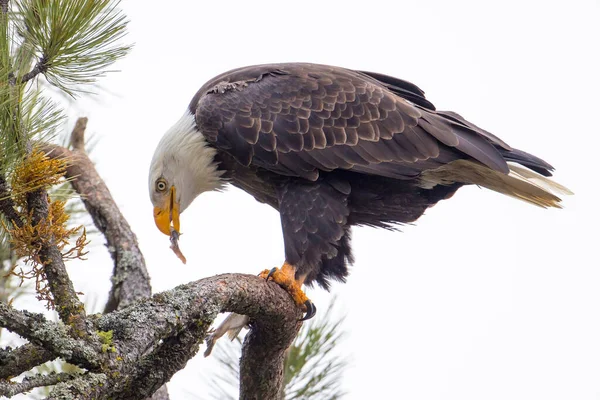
[204,313,250,357]
[169,228,187,264]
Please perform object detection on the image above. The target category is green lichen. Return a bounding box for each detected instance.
[96,330,116,353]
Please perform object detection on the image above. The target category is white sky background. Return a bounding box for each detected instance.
[6,0,600,399]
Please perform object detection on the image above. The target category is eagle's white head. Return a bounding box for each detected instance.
[148,111,223,236]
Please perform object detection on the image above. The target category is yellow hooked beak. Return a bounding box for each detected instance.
[153,186,180,236]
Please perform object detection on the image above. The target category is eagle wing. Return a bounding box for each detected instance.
[192,63,518,181]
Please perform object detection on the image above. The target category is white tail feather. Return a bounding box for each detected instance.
[420,160,571,208]
[507,163,573,196]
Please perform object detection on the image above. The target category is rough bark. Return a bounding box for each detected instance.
[0,303,101,370]
[0,274,301,399]
[0,372,80,397]
[0,343,54,379]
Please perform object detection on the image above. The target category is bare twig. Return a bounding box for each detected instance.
[69,117,87,151]
[0,343,55,379]
[0,371,79,397]
[43,118,152,312]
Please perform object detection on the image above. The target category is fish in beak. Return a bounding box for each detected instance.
[153,186,180,236]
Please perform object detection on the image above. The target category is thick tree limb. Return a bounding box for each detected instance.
[1,273,301,399]
[92,273,301,399]
[42,118,152,313]
[0,372,79,397]
[0,343,54,379]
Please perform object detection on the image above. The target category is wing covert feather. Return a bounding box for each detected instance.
[193,63,509,180]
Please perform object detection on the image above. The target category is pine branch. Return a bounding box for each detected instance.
[0,371,79,397]
[0,175,23,229]
[16,0,132,95]
[19,56,48,84]
[42,118,158,398]
[98,273,302,399]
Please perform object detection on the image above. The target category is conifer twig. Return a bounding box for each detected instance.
[20,57,49,85]
[0,176,23,229]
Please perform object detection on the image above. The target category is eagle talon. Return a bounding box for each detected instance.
[265,267,278,281]
[258,263,316,319]
[300,300,316,321]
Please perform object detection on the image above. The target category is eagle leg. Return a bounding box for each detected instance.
[259,262,316,321]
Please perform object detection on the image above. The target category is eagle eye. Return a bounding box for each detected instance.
[155,179,168,192]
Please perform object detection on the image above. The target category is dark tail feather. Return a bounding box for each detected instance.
[498,147,554,177]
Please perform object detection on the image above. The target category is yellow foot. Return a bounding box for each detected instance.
[259,262,316,321]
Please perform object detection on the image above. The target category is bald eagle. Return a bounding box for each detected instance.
[149,63,569,320]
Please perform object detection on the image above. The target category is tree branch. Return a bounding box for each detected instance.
[0,343,54,379]
[0,129,88,335]
[0,372,79,397]
[25,187,88,335]
[94,273,302,399]
[42,118,152,313]
[0,175,23,229]
[1,272,301,399]
[46,373,107,400]
[0,303,100,370]
[20,57,48,85]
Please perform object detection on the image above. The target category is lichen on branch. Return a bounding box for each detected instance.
[10,149,66,207]
[2,149,89,309]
